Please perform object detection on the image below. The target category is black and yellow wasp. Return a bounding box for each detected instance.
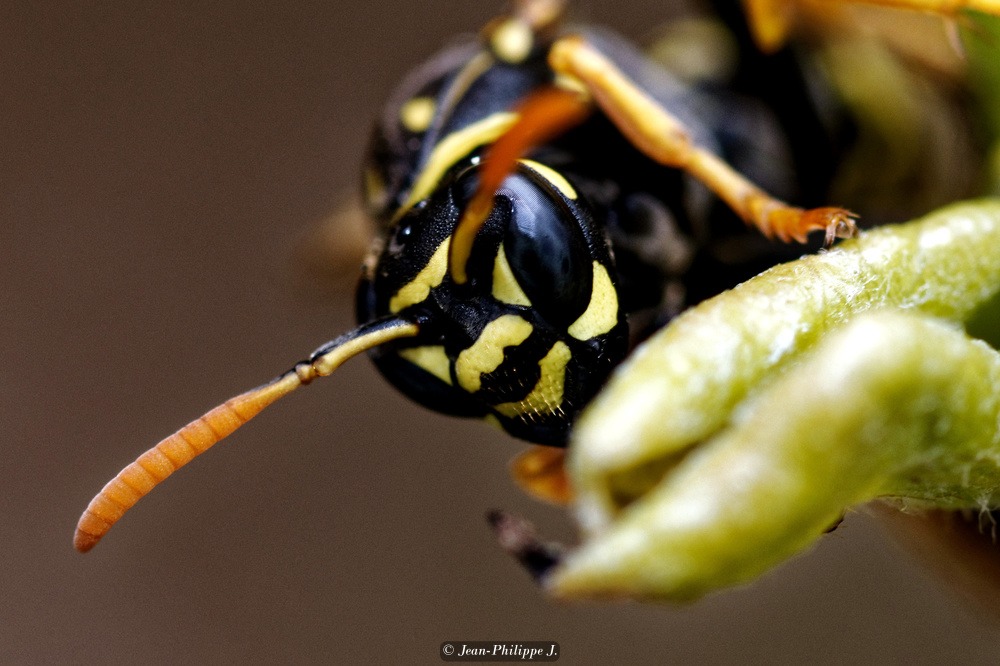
[74,0,985,551]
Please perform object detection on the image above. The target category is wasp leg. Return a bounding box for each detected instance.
[816,0,1000,16]
[487,510,564,582]
[510,445,573,505]
[547,36,858,245]
[744,0,1000,53]
[742,0,798,53]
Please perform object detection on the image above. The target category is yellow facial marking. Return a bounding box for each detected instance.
[400,112,519,216]
[567,262,619,340]
[389,237,451,313]
[399,96,437,134]
[494,341,571,418]
[456,315,534,393]
[492,243,532,306]
[491,18,534,64]
[519,159,577,200]
[398,345,453,385]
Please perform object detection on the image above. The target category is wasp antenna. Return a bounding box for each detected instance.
[73,373,302,553]
[449,85,591,284]
[74,316,419,553]
[307,317,419,377]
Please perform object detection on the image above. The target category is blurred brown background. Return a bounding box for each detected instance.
[4,1,999,663]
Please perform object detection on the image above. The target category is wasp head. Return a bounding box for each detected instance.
[357,159,628,445]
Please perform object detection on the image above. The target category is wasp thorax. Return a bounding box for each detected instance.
[356,161,628,445]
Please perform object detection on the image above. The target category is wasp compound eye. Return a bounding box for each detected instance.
[498,168,593,329]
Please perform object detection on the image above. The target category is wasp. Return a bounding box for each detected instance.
[74,0,1000,601]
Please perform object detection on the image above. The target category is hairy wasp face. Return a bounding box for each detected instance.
[357,160,628,445]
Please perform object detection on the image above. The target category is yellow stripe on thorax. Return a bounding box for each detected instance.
[456,314,534,393]
[494,341,572,418]
[389,237,451,313]
[567,261,618,340]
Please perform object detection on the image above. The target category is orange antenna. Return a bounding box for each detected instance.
[74,316,419,553]
[449,85,591,284]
